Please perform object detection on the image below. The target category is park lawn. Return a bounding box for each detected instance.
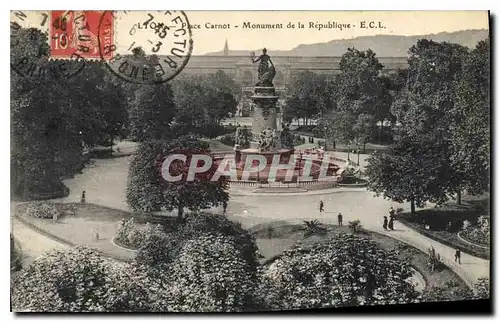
[397,196,490,260]
[250,221,470,295]
[13,203,178,262]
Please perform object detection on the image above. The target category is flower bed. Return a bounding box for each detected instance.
[25,203,76,220]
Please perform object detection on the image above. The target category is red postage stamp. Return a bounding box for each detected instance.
[49,11,113,60]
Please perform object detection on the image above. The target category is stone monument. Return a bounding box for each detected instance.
[236,49,294,182]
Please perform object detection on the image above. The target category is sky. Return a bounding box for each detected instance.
[11,10,489,55]
[183,11,489,54]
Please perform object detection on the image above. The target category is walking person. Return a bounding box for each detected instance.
[455,248,461,264]
[383,216,388,231]
[338,213,343,226]
[319,200,324,213]
[81,190,86,204]
[389,206,395,219]
[388,216,394,231]
[222,201,228,215]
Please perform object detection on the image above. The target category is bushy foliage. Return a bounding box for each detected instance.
[178,213,259,272]
[10,235,22,272]
[11,246,173,312]
[262,233,419,310]
[461,215,490,246]
[473,277,490,299]
[422,277,490,302]
[25,203,61,219]
[220,133,236,147]
[115,218,164,249]
[301,220,327,238]
[11,247,111,312]
[348,219,362,233]
[165,234,258,312]
[136,231,180,271]
[427,246,444,272]
[104,263,169,312]
[422,286,473,302]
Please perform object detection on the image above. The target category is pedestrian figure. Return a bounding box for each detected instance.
[455,248,461,264]
[389,206,395,219]
[338,213,343,226]
[388,216,394,230]
[319,200,324,213]
[93,229,99,241]
[383,216,388,231]
[222,201,228,215]
[81,190,86,204]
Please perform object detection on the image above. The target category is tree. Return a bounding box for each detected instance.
[129,82,177,141]
[391,39,475,205]
[286,71,334,125]
[11,67,82,198]
[450,39,490,199]
[335,48,392,144]
[126,138,229,218]
[353,113,376,151]
[165,234,258,312]
[365,136,453,214]
[392,40,469,141]
[261,233,419,310]
[66,61,128,147]
[171,71,238,139]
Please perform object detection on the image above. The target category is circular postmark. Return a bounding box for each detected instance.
[10,10,88,79]
[97,11,193,85]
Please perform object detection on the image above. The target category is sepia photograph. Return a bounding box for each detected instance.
[9,9,491,314]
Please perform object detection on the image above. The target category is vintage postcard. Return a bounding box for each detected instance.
[10,10,490,313]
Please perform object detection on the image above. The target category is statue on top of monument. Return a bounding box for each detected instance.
[250,48,276,87]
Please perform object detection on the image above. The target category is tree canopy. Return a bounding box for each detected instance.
[126,138,229,218]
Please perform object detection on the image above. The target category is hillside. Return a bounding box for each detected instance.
[204,29,489,57]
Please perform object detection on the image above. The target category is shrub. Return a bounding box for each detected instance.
[262,233,419,310]
[115,218,165,249]
[11,247,111,312]
[165,234,258,312]
[104,263,169,312]
[220,133,236,147]
[348,219,362,233]
[460,215,490,246]
[10,235,22,272]
[422,286,473,302]
[301,220,327,238]
[474,277,490,299]
[427,246,444,272]
[11,246,171,312]
[178,213,259,272]
[25,203,61,219]
[135,213,260,275]
[136,229,180,269]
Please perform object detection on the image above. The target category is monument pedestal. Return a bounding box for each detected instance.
[238,85,294,182]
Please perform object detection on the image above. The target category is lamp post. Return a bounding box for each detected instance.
[346,142,351,162]
[356,140,361,166]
